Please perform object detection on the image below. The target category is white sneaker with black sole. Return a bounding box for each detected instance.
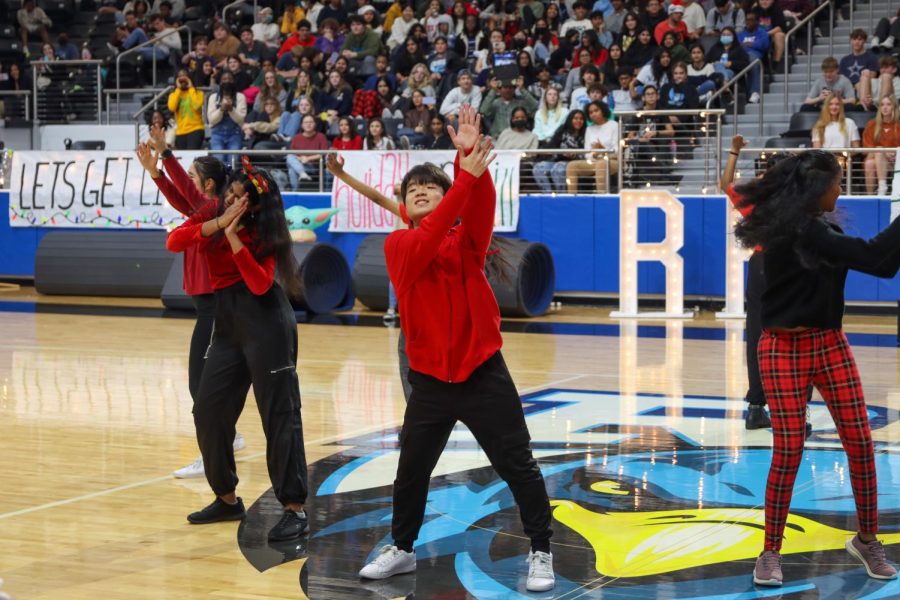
[749,92,760,104]
[526,550,555,592]
[359,545,416,579]
[173,433,247,478]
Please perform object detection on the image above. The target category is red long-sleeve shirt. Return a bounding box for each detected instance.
[166,202,276,295]
[151,155,217,296]
[385,156,501,383]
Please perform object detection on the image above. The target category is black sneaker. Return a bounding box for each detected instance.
[745,405,772,430]
[187,497,246,524]
[268,509,310,541]
[805,421,813,438]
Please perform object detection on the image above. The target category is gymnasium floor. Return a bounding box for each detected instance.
[0,286,898,599]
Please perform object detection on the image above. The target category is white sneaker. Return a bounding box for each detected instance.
[0,577,9,600]
[749,92,760,104]
[877,181,888,197]
[173,456,205,479]
[359,545,416,579]
[233,432,246,452]
[871,36,881,48]
[526,550,555,592]
[883,36,895,49]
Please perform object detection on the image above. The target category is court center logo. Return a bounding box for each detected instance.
[240,389,900,599]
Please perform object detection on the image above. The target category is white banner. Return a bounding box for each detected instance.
[328,150,520,233]
[7,151,204,229]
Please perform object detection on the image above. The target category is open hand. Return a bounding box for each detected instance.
[447,104,481,152]
[135,142,160,176]
[325,153,345,176]
[149,124,168,153]
[458,135,495,178]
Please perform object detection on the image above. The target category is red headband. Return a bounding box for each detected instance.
[241,155,269,195]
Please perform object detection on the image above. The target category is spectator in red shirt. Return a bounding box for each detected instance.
[655,1,688,45]
[287,113,330,189]
[278,19,316,58]
[332,116,364,150]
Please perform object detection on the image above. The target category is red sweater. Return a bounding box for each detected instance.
[166,202,276,295]
[152,155,216,296]
[385,157,501,383]
[332,135,363,150]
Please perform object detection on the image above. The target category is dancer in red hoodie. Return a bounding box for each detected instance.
[357,105,555,592]
[136,133,247,479]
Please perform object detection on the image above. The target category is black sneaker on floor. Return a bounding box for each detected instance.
[745,405,772,430]
[187,497,246,524]
[805,421,813,438]
[268,509,310,541]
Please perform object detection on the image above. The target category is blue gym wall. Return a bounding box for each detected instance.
[2,190,898,301]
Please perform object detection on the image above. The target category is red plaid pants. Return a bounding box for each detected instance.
[758,328,877,551]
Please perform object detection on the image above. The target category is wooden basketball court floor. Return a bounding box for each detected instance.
[0,286,899,599]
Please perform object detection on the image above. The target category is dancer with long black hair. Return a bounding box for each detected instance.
[164,157,309,541]
[733,150,900,586]
[136,132,247,478]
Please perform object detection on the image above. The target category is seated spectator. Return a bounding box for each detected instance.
[622,29,656,75]
[534,87,569,143]
[250,60,282,87]
[496,107,539,149]
[120,13,181,64]
[55,33,79,61]
[863,95,900,195]
[563,48,598,103]
[688,44,718,101]
[331,116,364,149]
[532,18,558,65]
[238,27,270,73]
[277,95,316,141]
[481,77,539,138]
[570,65,601,111]
[112,11,146,51]
[707,26,749,82]
[619,13,642,54]
[607,0,629,35]
[428,36,464,99]
[252,7,282,50]
[318,0,348,29]
[278,19,316,59]
[567,101,619,193]
[253,69,287,112]
[402,63,436,99]
[0,63,31,118]
[857,56,900,112]
[440,69,482,121]
[281,0,306,35]
[751,0,786,66]
[579,31,610,67]
[590,11,614,49]
[655,1,688,45]
[359,5,384,37]
[660,61,700,138]
[167,70,205,149]
[375,76,402,118]
[397,88,433,147]
[149,109,176,147]
[624,86,675,185]
[363,117,396,149]
[560,1,592,39]
[388,3,419,51]
[287,114,330,189]
[285,69,320,114]
[208,80,247,165]
[242,96,282,147]
[341,15,383,77]
[392,37,426,83]
[533,109,587,193]
[737,11,769,104]
[601,42,624,85]
[801,57,856,112]
[363,54,397,91]
[704,0,745,45]
[609,68,640,111]
[150,0,183,21]
[870,8,900,50]
[208,22,241,64]
[224,55,254,93]
[276,45,304,82]
[529,64,563,99]
[812,94,860,149]
[17,0,52,50]
[320,69,354,123]
[682,0,705,42]
[157,1,179,26]
[641,0,667,34]
[840,29,878,88]
[182,37,216,86]
[661,30,690,64]
[635,50,672,95]
[424,113,454,149]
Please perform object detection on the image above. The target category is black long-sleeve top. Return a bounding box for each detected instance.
[762,216,900,329]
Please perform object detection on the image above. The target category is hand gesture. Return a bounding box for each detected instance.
[729,134,746,154]
[149,123,168,153]
[447,104,481,152]
[459,135,496,178]
[221,194,248,236]
[135,142,160,176]
[325,153,345,176]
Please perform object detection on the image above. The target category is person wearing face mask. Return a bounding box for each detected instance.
[252,7,282,49]
[706,26,749,82]
[496,107,539,149]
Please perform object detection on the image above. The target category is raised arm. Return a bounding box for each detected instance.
[804,215,900,278]
[136,142,193,215]
[152,124,217,213]
[326,153,400,217]
[448,106,497,255]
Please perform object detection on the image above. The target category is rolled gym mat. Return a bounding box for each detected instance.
[488,239,555,318]
[291,242,352,314]
[351,235,556,318]
[351,234,390,312]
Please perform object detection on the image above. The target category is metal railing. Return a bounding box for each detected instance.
[848,0,878,40]
[0,90,32,122]
[783,1,834,112]
[30,60,103,124]
[105,87,170,124]
[222,0,247,25]
[132,86,174,144]
[115,24,191,91]
[706,58,764,137]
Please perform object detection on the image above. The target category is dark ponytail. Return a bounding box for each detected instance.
[193,156,228,198]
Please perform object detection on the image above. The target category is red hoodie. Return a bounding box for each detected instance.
[151,155,216,296]
[385,157,501,383]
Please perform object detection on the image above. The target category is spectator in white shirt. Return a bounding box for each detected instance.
[566,101,620,193]
[252,7,282,49]
[560,1,592,39]
[440,69,483,122]
[17,0,52,48]
[388,4,418,50]
[811,94,861,149]
[533,87,569,142]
